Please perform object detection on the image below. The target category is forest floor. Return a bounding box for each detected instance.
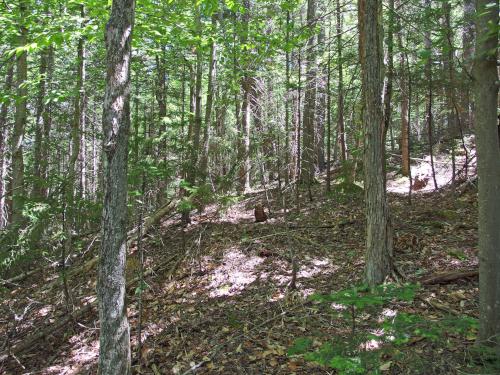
[0,153,490,375]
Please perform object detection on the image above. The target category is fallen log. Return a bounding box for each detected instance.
[420,269,478,285]
[42,200,178,291]
[1,267,44,287]
[1,231,100,287]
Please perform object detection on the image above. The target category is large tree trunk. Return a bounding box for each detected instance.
[10,0,29,226]
[301,0,317,190]
[359,0,393,287]
[0,63,14,228]
[474,0,500,354]
[98,0,135,373]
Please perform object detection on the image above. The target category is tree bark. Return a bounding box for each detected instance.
[383,0,394,148]
[359,0,393,287]
[424,0,438,190]
[397,19,410,176]
[301,0,317,190]
[474,0,500,354]
[0,63,14,228]
[98,0,135,373]
[200,14,218,185]
[63,4,86,306]
[461,0,474,129]
[315,15,326,172]
[40,46,55,199]
[10,0,29,226]
[238,0,252,193]
[442,0,456,138]
[336,0,346,163]
[284,10,291,186]
[33,46,49,200]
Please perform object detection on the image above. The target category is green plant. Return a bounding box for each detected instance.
[289,283,480,374]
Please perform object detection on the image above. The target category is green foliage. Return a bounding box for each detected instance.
[0,201,51,269]
[290,284,479,374]
[287,337,313,356]
[179,180,214,214]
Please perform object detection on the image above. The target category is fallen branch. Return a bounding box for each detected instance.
[0,251,182,363]
[1,231,100,287]
[1,267,44,287]
[420,270,478,285]
[417,296,461,316]
[42,200,178,291]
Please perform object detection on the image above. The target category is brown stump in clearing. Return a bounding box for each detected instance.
[254,204,268,223]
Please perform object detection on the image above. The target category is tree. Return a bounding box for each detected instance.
[238,0,252,193]
[0,63,14,228]
[98,0,136,373]
[358,0,393,287]
[336,0,347,164]
[301,0,317,196]
[397,16,410,177]
[474,0,500,354]
[10,0,29,226]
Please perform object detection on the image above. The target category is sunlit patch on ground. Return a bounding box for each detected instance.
[42,333,99,375]
[331,302,348,311]
[298,258,336,278]
[207,247,265,297]
[387,135,476,194]
[379,308,398,322]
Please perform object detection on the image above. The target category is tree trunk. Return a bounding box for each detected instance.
[442,0,456,138]
[238,0,252,193]
[301,0,317,190]
[424,0,438,190]
[0,63,14,228]
[98,0,135,373]
[359,0,393,287]
[33,47,49,200]
[326,23,332,193]
[200,14,218,185]
[63,5,86,303]
[397,21,410,176]
[461,0,474,129]
[189,9,203,188]
[336,0,347,163]
[383,0,394,149]
[474,0,500,354]
[284,10,291,186]
[315,18,326,172]
[40,46,55,199]
[10,0,29,226]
